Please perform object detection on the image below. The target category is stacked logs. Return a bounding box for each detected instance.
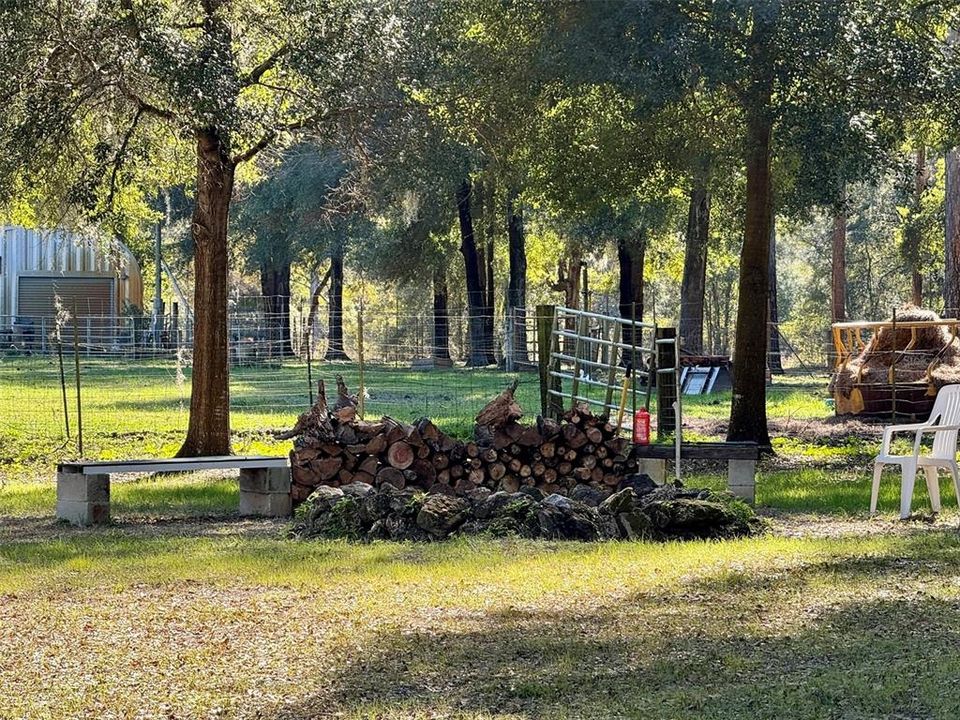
[284,378,641,504]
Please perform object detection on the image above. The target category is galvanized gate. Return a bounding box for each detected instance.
[537,305,680,439]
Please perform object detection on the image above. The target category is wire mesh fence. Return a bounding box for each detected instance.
[0,297,839,477]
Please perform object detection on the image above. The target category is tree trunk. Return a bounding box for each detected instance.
[457,180,494,366]
[728,109,773,448]
[679,171,710,354]
[906,147,927,306]
[300,266,332,358]
[557,249,582,353]
[507,189,528,364]
[767,210,783,374]
[484,186,496,355]
[946,149,960,315]
[325,240,349,360]
[831,200,847,323]
[433,267,451,360]
[617,234,645,352]
[178,129,235,457]
[259,261,293,357]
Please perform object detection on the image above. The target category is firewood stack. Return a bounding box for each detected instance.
[285,378,641,504]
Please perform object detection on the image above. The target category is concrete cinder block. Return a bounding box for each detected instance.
[56,499,110,526]
[239,467,290,494]
[637,458,666,484]
[727,460,756,504]
[57,472,110,502]
[239,490,292,518]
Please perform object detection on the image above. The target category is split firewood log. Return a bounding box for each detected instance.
[475,379,522,429]
[274,379,333,440]
[387,441,415,470]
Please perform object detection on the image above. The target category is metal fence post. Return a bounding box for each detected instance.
[358,308,365,420]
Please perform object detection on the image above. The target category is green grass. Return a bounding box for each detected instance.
[0,355,831,482]
[4,528,960,718]
[5,358,960,717]
[0,357,545,480]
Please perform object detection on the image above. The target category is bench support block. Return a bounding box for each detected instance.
[637,458,666,484]
[727,460,756,504]
[56,471,111,526]
[239,467,292,517]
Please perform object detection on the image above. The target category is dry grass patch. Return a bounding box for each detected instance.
[2,523,960,718]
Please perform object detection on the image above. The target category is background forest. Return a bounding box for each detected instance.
[2,0,960,449]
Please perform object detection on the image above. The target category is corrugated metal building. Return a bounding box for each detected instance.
[0,225,143,334]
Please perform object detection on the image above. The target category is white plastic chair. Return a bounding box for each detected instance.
[872,384,960,518]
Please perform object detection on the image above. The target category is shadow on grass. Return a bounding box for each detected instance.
[260,532,960,720]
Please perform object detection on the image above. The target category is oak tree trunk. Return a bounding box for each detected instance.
[433,267,451,360]
[767,211,783,374]
[559,250,582,353]
[679,171,710,354]
[325,241,349,360]
[178,129,235,457]
[507,189,528,364]
[300,266,332,358]
[617,234,645,351]
[484,190,496,352]
[475,178,497,356]
[728,109,773,448]
[457,180,495,366]
[831,200,847,323]
[259,261,293,357]
[906,147,927,306]
[946,149,960,314]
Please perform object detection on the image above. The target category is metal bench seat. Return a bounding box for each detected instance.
[56,455,291,526]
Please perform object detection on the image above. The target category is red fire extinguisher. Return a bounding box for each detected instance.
[633,407,651,445]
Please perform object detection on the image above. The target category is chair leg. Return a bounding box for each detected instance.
[924,466,942,513]
[950,464,960,510]
[871,462,884,516]
[900,459,918,519]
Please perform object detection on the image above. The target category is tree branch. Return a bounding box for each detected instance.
[105,106,145,209]
[241,45,288,87]
[231,111,326,164]
[116,80,177,121]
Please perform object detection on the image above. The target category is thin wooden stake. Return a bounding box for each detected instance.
[306,333,314,405]
[58,340,70,439]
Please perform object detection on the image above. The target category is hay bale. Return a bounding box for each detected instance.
[831,305,958,400]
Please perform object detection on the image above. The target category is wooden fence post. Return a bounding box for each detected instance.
[536,305,556,416]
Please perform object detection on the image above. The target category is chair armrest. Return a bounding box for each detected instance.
[912,425,960,454]
[882,422,931,454]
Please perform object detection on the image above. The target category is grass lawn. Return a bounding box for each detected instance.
[3,515,960,719]
[6,359,960,718]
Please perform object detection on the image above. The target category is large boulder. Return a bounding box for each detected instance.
[571,483,606,507]
[598,488,638,516]
[416,495,471,538]
[290,480,766,543]
[618,473,659,497]
[536,497,602,541]
[645,497,759,539]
